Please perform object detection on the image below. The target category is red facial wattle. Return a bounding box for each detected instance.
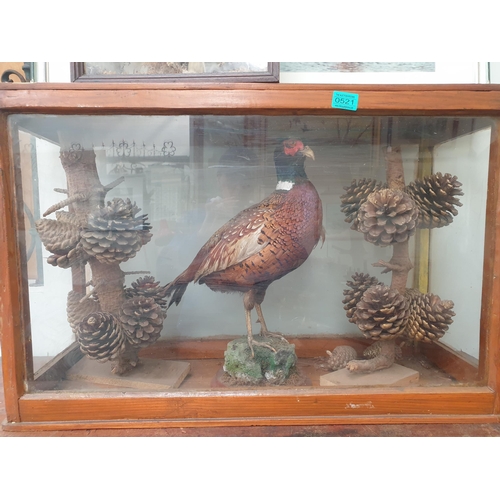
[283,140,304,156]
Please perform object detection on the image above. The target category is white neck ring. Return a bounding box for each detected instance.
[276,180,294,191]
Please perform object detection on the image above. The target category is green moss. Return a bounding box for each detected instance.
[223,336,297,384]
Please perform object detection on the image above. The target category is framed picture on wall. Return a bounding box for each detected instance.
[71,62,280,83]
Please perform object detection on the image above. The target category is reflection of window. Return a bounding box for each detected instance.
[19,132,44,285]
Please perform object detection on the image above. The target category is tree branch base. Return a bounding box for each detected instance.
[346,339,396,373]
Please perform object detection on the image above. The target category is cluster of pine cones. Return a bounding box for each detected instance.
[341,173,463,246]
[67,276,168,362]
[342,272,455,344]
[36,198,152,268]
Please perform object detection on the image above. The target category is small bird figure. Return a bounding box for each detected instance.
[165,139,324,356]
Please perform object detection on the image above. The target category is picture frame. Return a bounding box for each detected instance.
[71,62,280,83]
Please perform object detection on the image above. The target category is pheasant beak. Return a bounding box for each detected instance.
[300,145,315,161]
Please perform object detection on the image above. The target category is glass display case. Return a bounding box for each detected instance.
[1,83,500,430]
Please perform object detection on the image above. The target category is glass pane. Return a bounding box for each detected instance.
[9,114,493,392]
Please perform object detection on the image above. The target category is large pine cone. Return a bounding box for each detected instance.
[36,218,88,268]
[353,285,410,340]
[67,290,100,334]
[343,273,383,323]
[357,189,418,246]
[406,173,463,229]
[340,178,385,228]
[80,198,152,264]
[125,276,168,310]
[36,219,81,254]
[405,288,455,342]
[119,296,165,348]
[77,312,125,361]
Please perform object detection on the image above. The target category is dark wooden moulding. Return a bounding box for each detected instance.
[1,83,500,431]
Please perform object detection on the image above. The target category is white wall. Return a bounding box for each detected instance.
[429,128,491,359]
[490,62,500,83]
[35,62,71,83]
[29,140,74,356]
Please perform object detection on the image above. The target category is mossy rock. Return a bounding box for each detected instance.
[223,336,297,385]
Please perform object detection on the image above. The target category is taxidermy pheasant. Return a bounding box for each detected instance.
[165,139,324,356]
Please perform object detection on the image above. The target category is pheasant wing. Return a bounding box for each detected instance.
[193,196,285,282]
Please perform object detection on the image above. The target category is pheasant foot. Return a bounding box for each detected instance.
[260,328,288,342]
[255,303,289,343]
[247,337,278,358]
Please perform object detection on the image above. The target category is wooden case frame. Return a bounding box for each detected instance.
[1,83,500,431]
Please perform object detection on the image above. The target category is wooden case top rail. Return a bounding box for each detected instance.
[1,83,500,115]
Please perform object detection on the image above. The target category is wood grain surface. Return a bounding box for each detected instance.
[2,83,500,115]
[0,364,499,436]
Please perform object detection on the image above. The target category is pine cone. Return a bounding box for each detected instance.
[119,296,165,348]
[80,198,152,264]
[353,285,410,340]
[357,189,418,246]
[326,345,358,371]
[36,218,82,255]
[125,276,168,309]
[340,178,385,228]
[363,339,403,360]
[406,173,463,229]
[67,290,100,334]
[405,288,455,343]
[77,312,125,361]
[343,273,383,323]
[46,244,88,269]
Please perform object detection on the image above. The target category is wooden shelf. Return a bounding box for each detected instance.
[26,336,474,394]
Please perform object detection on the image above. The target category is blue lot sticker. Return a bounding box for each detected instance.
[332,91,359,111]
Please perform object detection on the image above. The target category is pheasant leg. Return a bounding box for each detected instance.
[243,290,278,358]
[245,309,277,358]
[255,304,288,343]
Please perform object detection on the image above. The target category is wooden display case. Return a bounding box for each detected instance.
[1,83,500,431]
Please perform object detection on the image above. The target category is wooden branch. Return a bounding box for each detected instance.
[55,149,138,374]
[103,176,125,192]
[385,147,406,191]
[43,192,88,217]
[79,287,98,303]
[372,258,414,275]
[383,148,414,294]
[350,147,411,372]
